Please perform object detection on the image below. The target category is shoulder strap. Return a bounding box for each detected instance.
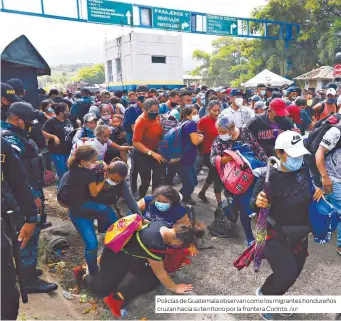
[136,230,163,261]
[223,150,245,167]
[319,102,325,115]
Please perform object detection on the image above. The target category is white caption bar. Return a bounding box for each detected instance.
[155,296,341,314]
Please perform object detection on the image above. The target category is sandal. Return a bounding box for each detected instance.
[198,192,210,203]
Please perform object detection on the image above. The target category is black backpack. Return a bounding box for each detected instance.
[65,127,87,153]
[304,114,341,155]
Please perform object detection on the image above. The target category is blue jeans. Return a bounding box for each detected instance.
[325,182,341,247]
[165,163,197,199]
[233,181,256,244]
[69,201,118,275]
[50,153,68,180]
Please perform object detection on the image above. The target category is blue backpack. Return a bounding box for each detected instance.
[159,121,190,162]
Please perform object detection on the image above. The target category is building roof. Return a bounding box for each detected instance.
[241,69,292,88]
[1,35,51,76]
[294,66,333,81]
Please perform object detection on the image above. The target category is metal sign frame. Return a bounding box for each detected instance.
[0,0,300,42]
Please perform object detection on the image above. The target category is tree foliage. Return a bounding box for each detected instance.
[192,0,341,87]
[72,63,105,85]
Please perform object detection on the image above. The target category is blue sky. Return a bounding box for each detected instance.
[0,0,266,69]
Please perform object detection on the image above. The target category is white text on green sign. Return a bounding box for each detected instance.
[153,7,191,32]
[206,14,238,35]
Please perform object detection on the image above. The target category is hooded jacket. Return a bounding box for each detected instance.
[246,111,294,157]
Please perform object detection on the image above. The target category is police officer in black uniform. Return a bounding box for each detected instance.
[1,102,58,294]
[1,137,38,319]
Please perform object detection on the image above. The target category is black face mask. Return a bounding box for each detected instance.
[148,112,159,120]
[171,102,178,108]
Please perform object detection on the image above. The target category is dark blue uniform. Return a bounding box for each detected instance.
[1,137,38,320]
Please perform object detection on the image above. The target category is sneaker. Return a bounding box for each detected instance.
[247,240,255,247]
[103,293,124,318]
[26,278,58,294]
[337,248,341,256]
[183,197,196,205]
[256,288,274,321]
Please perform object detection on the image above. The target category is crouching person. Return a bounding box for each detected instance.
[75,221,203,317]
[57,145,118,276]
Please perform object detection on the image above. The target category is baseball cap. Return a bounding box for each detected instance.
[8,102,38,122]
[6,78,25,96]
[230,89,243,97]
[271,91,283,99]
[326,88,336,96]
[275,131,310,157]
[287,86,300,94]
[254,101,266,110]
[83,113,98,123]
[1,82,21,103]
[269,98,289,117]
[136,84,149,93]
[197,92,205,100]
[251,95,261,102]
[287,105,302,124]
[215,86,226,93]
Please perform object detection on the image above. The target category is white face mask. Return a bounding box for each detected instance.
[234,97,243,107]
[260,90,266,96]
[106,178,119,186]
[219,134,232,141]
[102,115,111,121]
[191,115,200,123]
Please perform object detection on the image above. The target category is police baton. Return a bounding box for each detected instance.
[6,210,28,304]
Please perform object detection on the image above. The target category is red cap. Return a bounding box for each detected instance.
[269,98,289,117]
[287,105,302,124]
[226,88,232,96]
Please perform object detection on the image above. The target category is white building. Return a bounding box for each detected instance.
[294,66,334,90]
[104,32,183,91]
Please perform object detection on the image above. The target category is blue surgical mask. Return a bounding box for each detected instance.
[192,97,197,104]
[327,98,336,104]
[155,201,171,212]
[283,156,303,172]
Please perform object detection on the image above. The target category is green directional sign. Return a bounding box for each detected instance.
[152,7,191,32]
[87,0,133,26]
[206,14,238,36]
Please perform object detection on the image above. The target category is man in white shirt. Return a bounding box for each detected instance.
[220,88,254,127]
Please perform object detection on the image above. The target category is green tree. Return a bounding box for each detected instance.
[73,63,105,84]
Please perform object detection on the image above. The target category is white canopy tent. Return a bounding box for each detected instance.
[241,69,293,88]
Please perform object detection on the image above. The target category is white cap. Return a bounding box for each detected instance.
[326,88,336,96]
[275,131,310,157]
[197,92,205,99]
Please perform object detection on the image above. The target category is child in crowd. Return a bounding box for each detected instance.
[72,113,98,144]
[71,125,132,164]
[98,105,112,126]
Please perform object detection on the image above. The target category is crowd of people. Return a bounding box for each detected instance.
[1,77,341,321]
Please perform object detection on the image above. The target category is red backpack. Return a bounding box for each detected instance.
[215,150,254,195]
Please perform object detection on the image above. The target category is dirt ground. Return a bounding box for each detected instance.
[19,172,341,321]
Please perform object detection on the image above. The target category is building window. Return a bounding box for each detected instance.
[116,58,122,82]
[151,56,166,64]
[107,60,113,82]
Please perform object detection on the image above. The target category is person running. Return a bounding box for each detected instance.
[251,131,323,320]
[75,220,203,317]
[247,98,295,157]
[165,106,203,205]
[132,98,166,198]
[197,100,222,206]
[210,116,268,245]
[57,146,118,276]
[42,102,74,181]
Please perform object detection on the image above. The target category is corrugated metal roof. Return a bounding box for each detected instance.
[294,66,333,80]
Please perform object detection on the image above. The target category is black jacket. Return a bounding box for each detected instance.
[246,111,294,157]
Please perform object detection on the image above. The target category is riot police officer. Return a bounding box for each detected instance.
[1,137,38,319]
[1,102,58,294]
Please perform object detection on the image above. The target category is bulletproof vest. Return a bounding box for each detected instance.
[1,129,44,189]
